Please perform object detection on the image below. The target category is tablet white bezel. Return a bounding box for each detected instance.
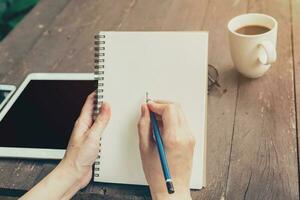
[0,73,94,159]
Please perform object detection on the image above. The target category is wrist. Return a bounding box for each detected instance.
[57,159,84,183]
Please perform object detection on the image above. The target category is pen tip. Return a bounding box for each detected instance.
[146,92,149,103]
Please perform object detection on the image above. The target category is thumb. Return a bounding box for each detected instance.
[89,102,111,139]
[137,104,152,150]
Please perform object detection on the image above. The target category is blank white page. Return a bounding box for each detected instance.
[94,31,208,189]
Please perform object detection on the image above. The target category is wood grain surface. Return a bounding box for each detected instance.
[0,0,71,83]
[293,0,300,182]
[226,0,299,199]
[0,0,299,199]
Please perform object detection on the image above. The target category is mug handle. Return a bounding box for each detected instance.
[258,41,277,65]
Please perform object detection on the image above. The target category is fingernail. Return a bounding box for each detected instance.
[101,102,111,117]
[147,101,153,109]
[101,103,107,113]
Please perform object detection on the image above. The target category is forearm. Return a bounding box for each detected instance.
[20,161,80,200]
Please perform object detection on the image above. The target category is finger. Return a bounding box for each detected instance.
[147,101,178,129]
[153,99,174,104]
[73,92,96,135]
[147,101,167,115]
[177,106,188,125]
[157,120,163,134]
[89,102,111,140]
[137,103,153,150]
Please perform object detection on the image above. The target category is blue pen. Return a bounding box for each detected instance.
[146,92,175,194]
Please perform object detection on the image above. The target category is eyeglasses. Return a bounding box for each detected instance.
[208,64,220,92]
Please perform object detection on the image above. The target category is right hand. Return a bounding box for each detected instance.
[137,101,196,200]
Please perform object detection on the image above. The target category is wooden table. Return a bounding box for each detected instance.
[0,0,299,199]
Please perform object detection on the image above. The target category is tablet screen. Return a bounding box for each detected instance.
[0,80,96,149]
[0,90,8,103]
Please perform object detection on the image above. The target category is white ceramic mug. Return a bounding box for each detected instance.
[228,13,278,78]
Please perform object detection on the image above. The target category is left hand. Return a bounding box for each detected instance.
[20,92,111,200]
[60,92,111,197]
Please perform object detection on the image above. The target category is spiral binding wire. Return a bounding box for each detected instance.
[94,33,105,178]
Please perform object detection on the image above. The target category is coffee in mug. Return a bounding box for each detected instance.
[235,25,270,35]
[228,13,278,78]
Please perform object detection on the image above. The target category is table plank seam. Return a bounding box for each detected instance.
[224,1,250,196]
[289,0,300,198]
[224,75,241,198]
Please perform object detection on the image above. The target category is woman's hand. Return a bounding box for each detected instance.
[60,92,111,197]
[21,92,111,200]
[137,101,195,200]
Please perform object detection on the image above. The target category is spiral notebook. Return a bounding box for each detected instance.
[93,31,208,189]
